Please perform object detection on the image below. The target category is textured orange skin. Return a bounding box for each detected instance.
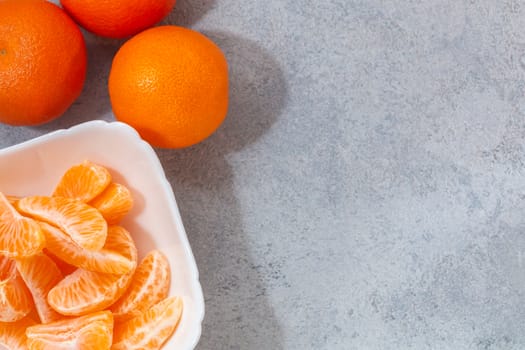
[60,0,177,39]
[0,0,87,126]
[109,26,229,148]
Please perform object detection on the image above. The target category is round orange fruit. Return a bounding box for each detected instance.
[108,26,229,148]
[0,0,87,126]
[60,0,177,39]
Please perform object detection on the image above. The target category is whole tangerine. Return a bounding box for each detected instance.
[108,26,229,148]
[0,0,87,126]
[60,0,177,39]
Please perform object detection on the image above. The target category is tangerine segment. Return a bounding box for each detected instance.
[16,196,107,251]
[0,0,87,126]
[47,227,137,316]
[41,223,135,274]
[89,183,133,225]
[6,195,19,205]
[52,160,111,202]
[16,253,64,324]
[111,250,170,322]
[43,249,77,276]
[0,316,36,350]
[0,192,45,258]
[112,296,183,350]
[47,268,134,317]
[26,310,113,350]
[0,255,33,322]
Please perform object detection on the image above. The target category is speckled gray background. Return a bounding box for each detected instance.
[2,0,525,349]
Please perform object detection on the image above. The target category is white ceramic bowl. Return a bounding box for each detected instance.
[0,120,204,349]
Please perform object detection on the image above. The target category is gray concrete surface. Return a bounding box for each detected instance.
[2,0,525,349]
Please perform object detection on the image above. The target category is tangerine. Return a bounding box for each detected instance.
[60,0,177,39]
[0,0,87,125]
[109,26,229,148]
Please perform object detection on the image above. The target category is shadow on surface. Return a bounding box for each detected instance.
[156,31,287,349]
[202,30,288,154]
[164,0,217,27]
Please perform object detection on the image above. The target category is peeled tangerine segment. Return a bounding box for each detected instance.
[0,255,34,322]
[44,249,77,276]
[111,250,170,322]
[0,192,45,258]
[16,252,65,324]
[41,223,135,274]
[6,195,20,205]
[0,316,36,350]
[89,182,133,225]
[25,311,113,350]
[16,196,107,251]
[47,226,138,316]
[52,160,112,203]
[112,296,183,350]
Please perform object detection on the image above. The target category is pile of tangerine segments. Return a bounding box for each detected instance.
[0,161,182,349]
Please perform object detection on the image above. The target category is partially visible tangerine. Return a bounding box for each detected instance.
[0,0,87,125]
[0,316,35,350]
[60,0,177,39]
[112,296,183,350]
[0,192,45,258]
[16,253,65,324]
[25,310,113,350]
[52,161,111,203]
[0,255,34,322]
[42,223,136,274]
[110,250,170,322]
[89,182,133,225]
[47,226,137,316]
[16,196,107,251]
